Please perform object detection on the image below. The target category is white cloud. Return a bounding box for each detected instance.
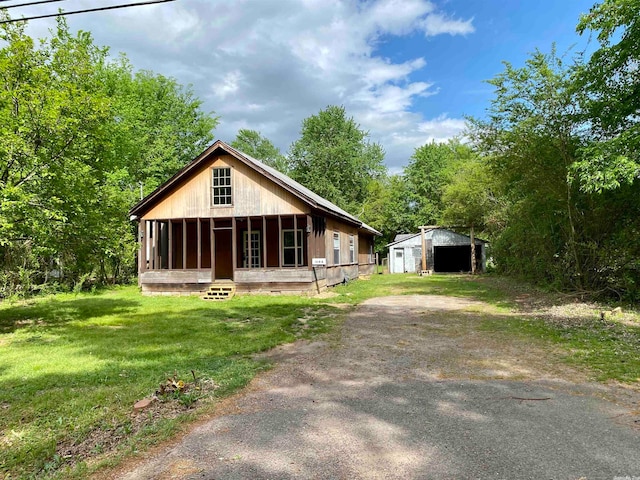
[421,13,475,37]
[16,0,475,170]
[212,71,244,100]
[417,114,468,140]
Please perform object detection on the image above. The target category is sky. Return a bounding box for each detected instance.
[8,0,596,172]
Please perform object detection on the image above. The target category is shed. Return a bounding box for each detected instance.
[387,228,487,274]
[129,140,380,295]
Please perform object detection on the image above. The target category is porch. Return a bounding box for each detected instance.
[138,214,327,293]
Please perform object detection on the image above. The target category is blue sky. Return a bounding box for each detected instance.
[13,0,596,171]
[383,0,594,126]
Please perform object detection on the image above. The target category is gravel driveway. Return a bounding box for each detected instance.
[118,295,640,479]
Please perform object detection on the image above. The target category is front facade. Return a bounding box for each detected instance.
[129,141,378,295]
[387,228,486,274]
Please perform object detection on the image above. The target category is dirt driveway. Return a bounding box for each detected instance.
[117,295,640,479]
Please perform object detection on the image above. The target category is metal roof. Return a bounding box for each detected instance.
[129,140,381,236]
[386,228,488,248]
[392,233,420,243]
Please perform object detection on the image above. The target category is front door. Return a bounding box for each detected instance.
[214,230,233,279]
[393,249,404,273]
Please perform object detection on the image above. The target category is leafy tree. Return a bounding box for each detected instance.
[99,56,218,194]
[403,140,472,227]
[231,129,288,173]
[470,43,640,298]
[0,16,217,295]
[572,0,640,192]
[288,105,386,214]
[469,48,588,288]
[440,156,497,273]
[360,175,415,252]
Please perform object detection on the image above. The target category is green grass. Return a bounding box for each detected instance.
[326,272,513,307]
[481,314,640,383]
[0,286,340,478]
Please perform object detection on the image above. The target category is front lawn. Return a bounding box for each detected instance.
[0,286,339,478]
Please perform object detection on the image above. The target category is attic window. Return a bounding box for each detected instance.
[212,167,232,206]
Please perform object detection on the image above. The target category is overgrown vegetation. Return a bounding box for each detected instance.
[0,16,217,298]
[0,287,340,478]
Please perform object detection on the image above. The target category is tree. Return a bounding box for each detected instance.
[288,105,386,214]
[360,175,415,252]
[569,0,640,193]
[403,140,472,227]
[468,48,588,288]
[99,56,218,194]
[440,156,496,273]
[231,129,288,173]
[0,16,217,295]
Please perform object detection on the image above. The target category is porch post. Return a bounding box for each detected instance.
[306,215,313,270]
[182,219,187,269]
[277,215,282,268]
[197,218,202,269]
[247,217,252,269]
[210,218,215,281]
[262,216,267,269]
[137,222,143,281]
[293,215,298,267]
[168,219,173,269]
[232,217,237,276]
[141,221,148,272]
[153,220,159,270]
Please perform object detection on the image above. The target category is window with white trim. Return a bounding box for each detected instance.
[349,235,355,263]
[282,229,303,266]
[212,167,232,206]
[333,232,340,265]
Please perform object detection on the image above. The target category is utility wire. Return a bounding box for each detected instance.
[0,0,177,24]
[2,0,68,9]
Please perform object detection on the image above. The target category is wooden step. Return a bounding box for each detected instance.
[202,283,236,301]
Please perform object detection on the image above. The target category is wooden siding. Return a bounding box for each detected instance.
[326,264,359,286]
[358,234,374,265]
[140,270,212,284]
[235,269,316,283]
[325,218,358,266]
[143,154,308,220]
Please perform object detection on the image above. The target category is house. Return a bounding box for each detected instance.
[129,140,379,295]
[387,228,486,274]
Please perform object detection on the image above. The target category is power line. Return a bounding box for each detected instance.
[2,0,69,9]
[0,0,177,24]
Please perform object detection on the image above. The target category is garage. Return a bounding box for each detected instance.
[387,228,487,274]
[433,245,484,272]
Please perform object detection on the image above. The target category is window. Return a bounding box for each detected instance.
[242,231,261,268]
[333,232,340,265]
[349,235,355,263]
[282,229,303,266]
[212,167,232,205]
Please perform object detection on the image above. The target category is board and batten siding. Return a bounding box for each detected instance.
[143,154,308,220]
